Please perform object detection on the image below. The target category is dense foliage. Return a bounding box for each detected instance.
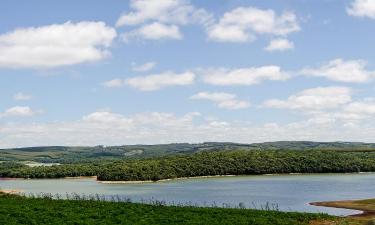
[2,150,375,181]
[1,141,374,163]
[97,150,375,181]
[0,193,332,225]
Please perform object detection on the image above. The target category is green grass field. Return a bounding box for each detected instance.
[0,193,333,225]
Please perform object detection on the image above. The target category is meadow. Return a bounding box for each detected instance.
[0,193,333,225]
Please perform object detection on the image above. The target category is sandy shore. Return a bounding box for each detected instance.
[64,176,97,179]
[310,199,375,224]
[0,177,25,180]
[99,175,237,184]
[0,189,23,194]
[310,200,374,217]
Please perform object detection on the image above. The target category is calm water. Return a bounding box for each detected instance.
[1,173,374,216]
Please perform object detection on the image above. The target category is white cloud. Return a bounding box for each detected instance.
[116,0,212,26]
[301,58,375,83]
[122,22,182,41]
[299,99,375,127]
[102,79,125,88]
[344,100,375,116]
[207,7,299,42]
[0,106,37,117]
[132,61,156,72]
[207,24,254,43]
[117,0,180,26]
[126,71,195,91]
[0,21,117,69]
[13,92,33,101]
[263,86,352,111]
[1,110,375,148]
[83,111,132,124]
[190,92,250,110]
[202,66,290,86]
[347,0,375,18]
[265,38,294,52]
[117,0,212,41]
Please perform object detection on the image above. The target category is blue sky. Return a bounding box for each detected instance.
[1,0,375,147]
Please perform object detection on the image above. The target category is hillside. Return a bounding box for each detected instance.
[1,141,375,163]
[2,150,375,180]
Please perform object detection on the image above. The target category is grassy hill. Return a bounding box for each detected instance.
[1,141,375,163]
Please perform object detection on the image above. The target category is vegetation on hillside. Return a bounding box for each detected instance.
[0,193,333,225]
[2,150,375,181]
[1,141,375,163]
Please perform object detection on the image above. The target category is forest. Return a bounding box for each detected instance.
[1,150,375,181]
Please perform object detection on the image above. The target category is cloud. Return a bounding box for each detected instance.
[122,22,182,41]
[207,7,299,42]
[132,61,156,72]
[344,100,375,117]
[262,86,352,111]
[347,0,375,18]
[190,92,250,110]
[116,0,212,26]
[262,85,375,128]
[297,99,375,128]
[102,79,125,88]
[1,110,375,148]
[117,0,212,41]
[103,71,195,90]
[0,106,37,117]
[13,92,33,101]
[300,58,375,83]
[0,21,116,69]
[82,111,132,124]
[202,66,290,86]
[125,71,195,91]
[0,111,200,147]
[265,38,294,52]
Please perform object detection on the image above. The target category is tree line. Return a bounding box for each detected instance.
[1,150,375,181]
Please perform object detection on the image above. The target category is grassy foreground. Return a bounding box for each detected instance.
[0,193,333,225]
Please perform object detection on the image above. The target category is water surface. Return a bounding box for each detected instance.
[1,173,374,216]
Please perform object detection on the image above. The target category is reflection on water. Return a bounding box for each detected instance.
[1,173,373,216]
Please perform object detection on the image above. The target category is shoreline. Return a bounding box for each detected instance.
[0,189,23,194]
[98,175,237,184]
[64,176,97,179]
[310,200,375,218]
[0,177,25,180]
[2,171,375,183]
[97,172,375,184]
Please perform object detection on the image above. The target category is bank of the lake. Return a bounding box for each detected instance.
[99,175,237,184]
[311,199,375,224]
[3,150,375,182]
[2,173,375,216]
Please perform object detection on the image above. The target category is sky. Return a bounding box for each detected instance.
[1,0,375,148]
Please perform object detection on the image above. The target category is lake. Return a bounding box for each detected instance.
[1,173,374,216]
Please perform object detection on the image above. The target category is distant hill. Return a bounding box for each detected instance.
[1,141,375,163]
